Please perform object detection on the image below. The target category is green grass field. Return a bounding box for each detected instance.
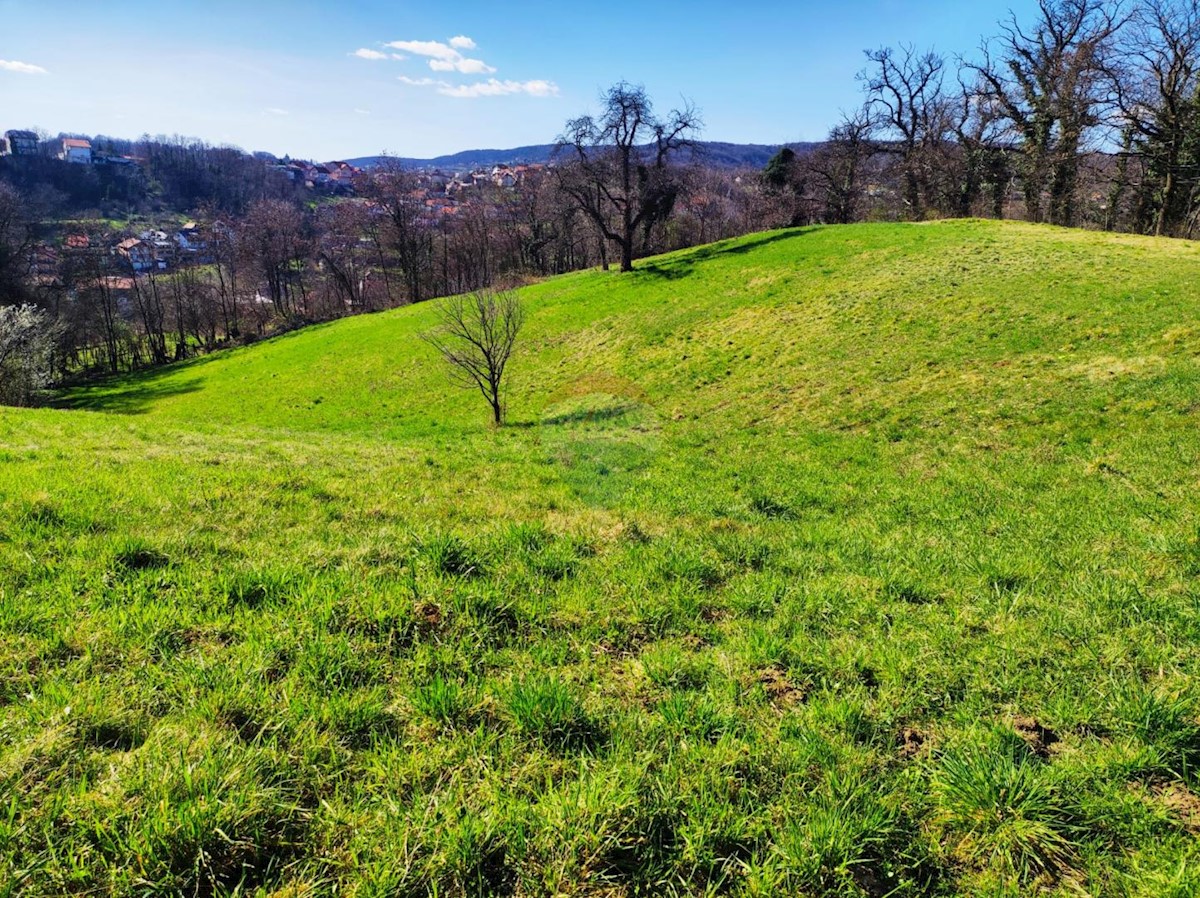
[3,219,1200,896]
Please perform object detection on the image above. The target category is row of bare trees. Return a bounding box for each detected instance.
[766,0,1200,238]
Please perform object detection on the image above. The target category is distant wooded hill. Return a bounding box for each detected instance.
[346,141,822,171]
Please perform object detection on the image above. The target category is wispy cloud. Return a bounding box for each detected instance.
[353,48,388,60]
[0,59,48,75]
[440,79,559,99]
[385,38,496,74]
[430,57,493,74]
[266,107,290,116]
[386,39,459,61]
[399,75,559,99]
[354,108,371,115]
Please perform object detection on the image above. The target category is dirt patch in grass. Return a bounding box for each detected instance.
[897,726,928,761]
[758,666,805,707]
[220,707,271,743]
[1157,782,1200,833]
[1011,715,1059,759]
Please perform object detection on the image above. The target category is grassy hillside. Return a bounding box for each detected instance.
[3,220,1200,896]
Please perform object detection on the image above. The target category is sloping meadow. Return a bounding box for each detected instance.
[3,220,1200,895]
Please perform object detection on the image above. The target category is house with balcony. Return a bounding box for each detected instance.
[4,130,39,156]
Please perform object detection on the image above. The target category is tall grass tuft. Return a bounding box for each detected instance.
[933,746,1078,883]
[505,674,601,751]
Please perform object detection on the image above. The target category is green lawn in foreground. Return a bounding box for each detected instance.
[2,219,1200,896]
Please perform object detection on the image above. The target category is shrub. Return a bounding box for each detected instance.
[0,304,59,407]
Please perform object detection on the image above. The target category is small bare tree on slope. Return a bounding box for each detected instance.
[424,289,525,426]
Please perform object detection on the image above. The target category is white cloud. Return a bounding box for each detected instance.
[391,53,407,61]
[386,38,496,74]
[354,108,371,115]
[386,39,460,61]
[0,59,47,75]
[438,79,560,99]
[384,35,554,99]
[353,48,388,60]
[266,107,290,116]
[429,56,495,74]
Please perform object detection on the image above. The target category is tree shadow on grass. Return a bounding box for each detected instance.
[53,364,207,415]
[634,227,816,281]
[541,401,642,426]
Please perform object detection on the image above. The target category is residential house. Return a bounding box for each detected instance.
[59,138,92,164]
[272,161,301,183]
[4,130,39,156]
[94,154,137,169]
[139,230,173,252]
[116,238,159,272]
[82,276,137,316]
[325,161,360,193]
[491,166,517,188]
[307,164,332,187]
[29,245,59,287]
[175,222,209,258]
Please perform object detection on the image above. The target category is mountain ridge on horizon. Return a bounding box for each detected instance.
[345,140,822,171]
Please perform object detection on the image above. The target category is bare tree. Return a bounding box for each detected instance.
[969,0,1125,226]
[1113,0,1200,235]
[208,218,242,338]
[862,44,954,217]
[241,198,309,318]
[0,183,35,306]
[950,68,1015,218]
[555,82,702,272]
[360,163,435,303]
[130,270,169,365]
[318,201,374,312]
[808,107,880,224]
[423,289,524,426]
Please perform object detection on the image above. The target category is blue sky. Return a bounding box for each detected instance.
[0,0,1043,161]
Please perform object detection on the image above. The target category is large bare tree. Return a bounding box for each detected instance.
[241,199,310,318]
[862,44,954,217]
[555,82,701,272]
[1113,0,1200,235]
[359,163,435,303]
[808,107,880,224]
[970,0,1125,226]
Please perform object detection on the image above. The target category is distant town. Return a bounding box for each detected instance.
[3,127,552,287]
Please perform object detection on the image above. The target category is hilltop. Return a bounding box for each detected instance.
[3,220,1200,896]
